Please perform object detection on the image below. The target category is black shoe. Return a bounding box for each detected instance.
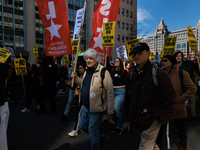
[116,128,123,135]
[187,116,196,121]
[111,128,117,133]
[60,115,68,121]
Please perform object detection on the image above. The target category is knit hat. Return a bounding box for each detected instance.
[115,57,124,64]
[162,55,175,65]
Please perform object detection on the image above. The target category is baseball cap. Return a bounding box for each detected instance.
[129,43,149,55]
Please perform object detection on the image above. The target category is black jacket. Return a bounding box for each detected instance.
[124,60,177,132]
[0,63,9,106]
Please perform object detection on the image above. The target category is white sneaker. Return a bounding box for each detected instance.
[68,130,78,137]
[21,108,30,113]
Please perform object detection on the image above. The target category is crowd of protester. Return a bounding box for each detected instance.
[1,43,200,150]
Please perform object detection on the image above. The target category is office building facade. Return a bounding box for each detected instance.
[141,19,200,59]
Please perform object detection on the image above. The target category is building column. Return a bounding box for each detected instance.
[24,0,35,64]
[65,0,68,10]
[86,0,94,49]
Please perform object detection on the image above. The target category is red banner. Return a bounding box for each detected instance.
[36,0,72,56]
[89,0,121,63]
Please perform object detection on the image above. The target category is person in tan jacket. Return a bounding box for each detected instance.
[161,55,197,150]
[71,48,114,150]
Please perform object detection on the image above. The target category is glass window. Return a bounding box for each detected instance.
[122,35,125,42]
[122,8,125,16]
[130,0,133,5]
[126,10,129,17]
[182,43,186,48]
[117,21,120,28]
[126,36,129,41]
[68,0,73,4]
[130,11,133,18]
[126,23,129,30]
[117,35,120,42]
[118,7,120,14]
[126,0,129,4]
[176,44,181,49]
[122,22,124,29]
[130,24,133,31]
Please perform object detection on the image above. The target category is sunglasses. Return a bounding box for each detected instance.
[161,59,168,62]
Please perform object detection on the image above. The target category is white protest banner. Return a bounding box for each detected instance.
[73,1,86,41]
[116,45,129,61]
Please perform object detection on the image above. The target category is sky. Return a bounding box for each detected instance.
[137,0,200,38]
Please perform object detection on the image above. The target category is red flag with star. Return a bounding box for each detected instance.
[89,0,121,63]
[36,0,72,56]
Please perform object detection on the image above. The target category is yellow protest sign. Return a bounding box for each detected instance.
[163,36,177,55]
[0,47,12,63]
[71,38,78,55]
[149,52,156,62]
[102,21,116,47]
[187,26,197,52]
[62,55,69,65]
[33,45,38,59]
[79,46,84,53]
[125,39,140,63]
[14,58,27,75]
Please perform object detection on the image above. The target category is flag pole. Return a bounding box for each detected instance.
[71,38,81,87]
[104,47,108,68]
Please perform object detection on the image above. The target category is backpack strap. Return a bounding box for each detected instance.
[100,68,106,109]
[179,68,184,91]
[152,65,158,86]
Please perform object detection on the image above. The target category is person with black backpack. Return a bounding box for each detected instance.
[160,55,197,150]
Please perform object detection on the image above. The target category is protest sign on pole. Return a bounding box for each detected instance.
[149,52,156,62]
[79,46,84,53]
[36,0,72,56]
[125,39,140,63]
[33,45,38,65]
[62,55,69,65]
[73,1,86,41]
[89,0,121,63]
[71,38,78,55]
[102,21,116,47]
[4,47,15,61]
[187,26,197,52]
[0,48,12,63]
[14,58,27,76]
[160,36,177,61]
[116,45,129,61]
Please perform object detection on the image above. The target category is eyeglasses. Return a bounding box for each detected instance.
[161,59,168,62]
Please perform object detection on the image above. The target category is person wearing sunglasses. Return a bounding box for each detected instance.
[124,43,177,150]
[159,55,196,150]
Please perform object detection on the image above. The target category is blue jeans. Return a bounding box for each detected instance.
[113,87,125,128]
[80,106,106,150]
[64,89,75,116]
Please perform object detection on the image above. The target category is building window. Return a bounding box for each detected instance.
[80,0,84,7]
[126,0,129,4]
[68,0,73,4]
[122,35,125,42]
[122,0,125,2]
[126,23,129,30]
[130,0,133,5]
[117,35,120,42]
[126,36,129,41]
[68,8,74,21]
[126,10,129,17]
[118,7,120,14]
[130,11,133,18]
[130,24,133,31]
[122,8,125,16]
[122,22,125,29]
[117,21,120,28]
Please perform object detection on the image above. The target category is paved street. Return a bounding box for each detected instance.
[7,93,200,150]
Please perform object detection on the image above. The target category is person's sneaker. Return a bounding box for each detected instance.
[60,115,68,121]
[100,135,109,150]
[21,108,30,113]
[116,128,123,135]
[111,127,117,133]
[177,145,187,150]
[68,130,78,137]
